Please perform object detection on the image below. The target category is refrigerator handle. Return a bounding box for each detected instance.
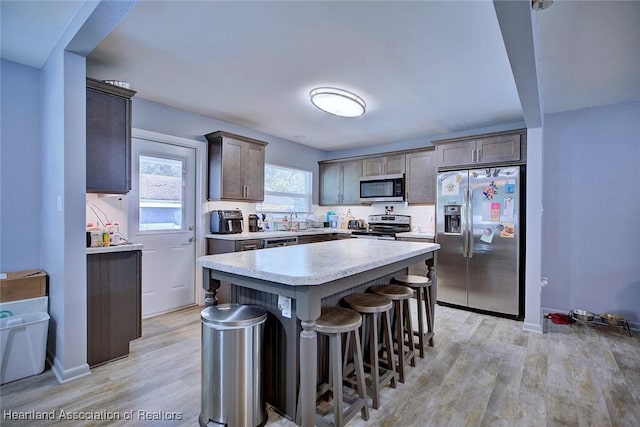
[467,188,474,258]
[462,186,468,258]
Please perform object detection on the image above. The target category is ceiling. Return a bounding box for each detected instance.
[0,1,84,69]
[2,1,638,152]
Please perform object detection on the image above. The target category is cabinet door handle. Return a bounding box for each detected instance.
[477,149,481,162]
[471,149,475,163]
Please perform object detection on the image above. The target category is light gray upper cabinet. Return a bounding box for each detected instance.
[362,154,405,176]
[206,131,268,202]
[405,149,436,204]
[434,131,524,169]
[319,159,362,205]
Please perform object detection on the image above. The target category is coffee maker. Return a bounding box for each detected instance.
[248,214,260,232]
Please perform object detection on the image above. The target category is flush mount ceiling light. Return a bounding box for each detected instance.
[309,87,366,118]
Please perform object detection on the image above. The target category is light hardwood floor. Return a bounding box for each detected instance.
[1,305,638,426]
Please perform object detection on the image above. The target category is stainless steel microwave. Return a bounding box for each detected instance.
[359,174,405,203]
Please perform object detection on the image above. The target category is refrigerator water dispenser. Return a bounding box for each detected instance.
[444,205,462,234]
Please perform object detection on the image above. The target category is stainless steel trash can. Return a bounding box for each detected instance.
[200,304,268,427]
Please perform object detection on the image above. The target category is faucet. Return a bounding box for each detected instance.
[289,212,298,230]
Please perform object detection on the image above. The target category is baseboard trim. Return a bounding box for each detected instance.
[50,355,91,384]
[523,320,544,333]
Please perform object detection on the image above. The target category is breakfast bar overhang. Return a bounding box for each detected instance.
[197,239,440,426]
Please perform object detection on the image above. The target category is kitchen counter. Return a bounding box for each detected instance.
[197,239,439,424]
[395,231,435,240]
[86,243,143,254]
[204,228,351,240]
[198,239,438,286]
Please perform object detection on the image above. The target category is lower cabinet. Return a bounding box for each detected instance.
[296,234,334,244]
[87,250,141,367]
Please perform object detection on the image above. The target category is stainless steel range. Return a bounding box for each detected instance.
[350,214,411,240]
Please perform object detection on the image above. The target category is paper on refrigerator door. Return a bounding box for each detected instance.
[480,228,495,244]
[503,197,515,221]
[442,176,459,196]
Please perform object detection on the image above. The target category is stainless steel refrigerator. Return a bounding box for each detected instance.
[436,166,524,317]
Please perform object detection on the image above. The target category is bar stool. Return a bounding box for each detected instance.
[343,293,397,410]
[393,274,434,358]
[369,284,415,383]
[313,307,369,427]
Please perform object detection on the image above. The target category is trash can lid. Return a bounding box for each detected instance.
[201,303,267,327]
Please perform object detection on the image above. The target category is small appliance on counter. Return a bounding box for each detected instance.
[210,210,243,234]
[248,214,260,232]
[347,219,366,230]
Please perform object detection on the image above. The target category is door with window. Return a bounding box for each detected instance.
[130,138,196,318]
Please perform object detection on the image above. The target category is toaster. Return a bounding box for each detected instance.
[347,219,366,230]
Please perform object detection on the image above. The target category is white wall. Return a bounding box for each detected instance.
[41,46,91,383]
[542,101,640,327]
[524,127,543,333]
[0,59,42,272]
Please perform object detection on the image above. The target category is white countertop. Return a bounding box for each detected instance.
[86,243,144,254]
[197,239,439,286]
[395,231,435,240]
[205,228,351,240]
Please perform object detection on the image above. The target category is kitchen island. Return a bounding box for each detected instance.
[197,238,439,426]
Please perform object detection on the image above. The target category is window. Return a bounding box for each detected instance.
[259,164,312,213]
[138,155,184,231]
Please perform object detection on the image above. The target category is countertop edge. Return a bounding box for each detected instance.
[395,231,436,239]
[87,243,144,254]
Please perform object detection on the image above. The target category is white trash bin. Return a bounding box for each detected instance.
[1,311,50,384]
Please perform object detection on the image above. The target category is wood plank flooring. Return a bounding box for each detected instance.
[1,305,638,426]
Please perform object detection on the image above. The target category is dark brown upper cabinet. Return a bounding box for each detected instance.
[205,131,268,202]
[86,78,136,194]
